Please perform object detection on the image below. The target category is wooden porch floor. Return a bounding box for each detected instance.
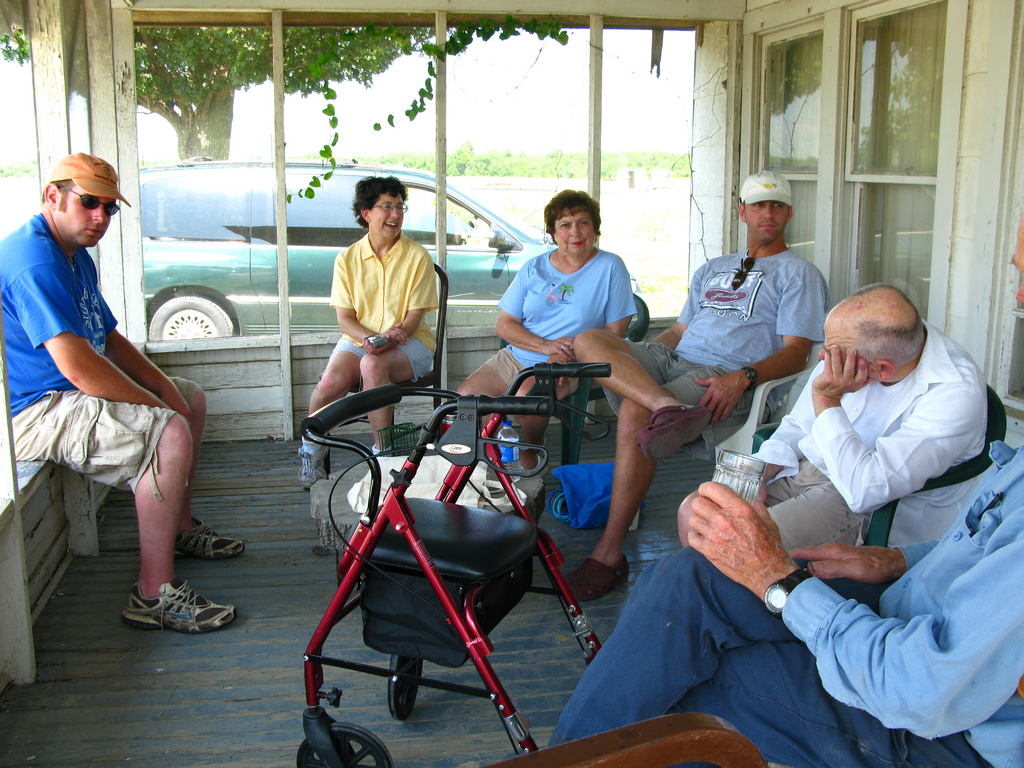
[0,422,714,768]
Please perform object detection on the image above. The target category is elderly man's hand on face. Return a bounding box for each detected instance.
[811,344,869,415]
[687,481,797,596]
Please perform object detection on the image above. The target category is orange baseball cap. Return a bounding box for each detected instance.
[48,153,131,206]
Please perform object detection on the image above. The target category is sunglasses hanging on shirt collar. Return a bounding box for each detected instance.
[732,256,755,290]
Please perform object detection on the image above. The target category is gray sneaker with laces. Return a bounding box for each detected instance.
[298,445,328,489]
[121,579,236,633]
[174,518,245,559]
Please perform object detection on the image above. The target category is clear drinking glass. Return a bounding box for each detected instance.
[712,450,767,504]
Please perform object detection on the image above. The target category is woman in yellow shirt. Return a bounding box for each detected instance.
[298,176,438,488]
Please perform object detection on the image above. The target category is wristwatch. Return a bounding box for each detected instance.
[764,568,814,618]
[742,366,759,389]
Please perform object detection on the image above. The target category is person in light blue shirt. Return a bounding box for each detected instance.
[550,213,1024,768]
[458,189,635,471]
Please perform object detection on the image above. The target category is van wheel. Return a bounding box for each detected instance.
[149,296,234,340]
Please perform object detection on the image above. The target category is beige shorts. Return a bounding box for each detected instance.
[481,347,580,395]
[12,378,199,493]
[766,459,866,550]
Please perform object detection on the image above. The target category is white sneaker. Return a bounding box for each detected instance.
[298,446,328,489]
[121,579,236,633]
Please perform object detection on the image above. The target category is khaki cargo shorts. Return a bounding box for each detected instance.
[12,378,199,494]
[480,347,580,395]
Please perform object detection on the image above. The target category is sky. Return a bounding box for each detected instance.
[2,28,695,166]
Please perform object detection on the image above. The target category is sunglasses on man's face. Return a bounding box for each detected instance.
[732,256,755,290]
[58,184,120,217]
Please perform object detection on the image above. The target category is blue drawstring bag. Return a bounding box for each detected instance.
[545,462,642,529]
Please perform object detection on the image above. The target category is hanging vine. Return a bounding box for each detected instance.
[291,16,568,200]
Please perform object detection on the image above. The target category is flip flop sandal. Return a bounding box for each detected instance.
[565,555,629,601]
[636,405,712,460]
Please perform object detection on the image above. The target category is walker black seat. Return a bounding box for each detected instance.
[369,498,537,582]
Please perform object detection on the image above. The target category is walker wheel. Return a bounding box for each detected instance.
[296,722,393,767]
[387,654,423,720]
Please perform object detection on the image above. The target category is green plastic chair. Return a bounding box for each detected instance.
[864,385,1006,545]
[559,293,650,465]
[752,385,1007,547]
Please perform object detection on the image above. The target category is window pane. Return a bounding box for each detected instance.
[601,29,696,318]
[0,54,37,241]
[766,33,822,172]
[856,182,935,315]
[443,31,590,326]
[853,2,946,175]
[283,26,434,334]
[785,180,817,263]
[136,26,272,341]
[136,26,273,165]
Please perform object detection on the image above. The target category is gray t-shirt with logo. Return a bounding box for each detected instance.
[676,249,829,371]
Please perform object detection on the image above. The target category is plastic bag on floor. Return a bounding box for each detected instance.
[347,455,525,515]
[545,461,642,529]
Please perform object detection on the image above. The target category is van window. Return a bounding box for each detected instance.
[404,187,485,247]
[276,174,363,247]
[141,172,250,242]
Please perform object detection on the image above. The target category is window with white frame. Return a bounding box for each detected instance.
[847,0,947,317]
[762,30,823,263]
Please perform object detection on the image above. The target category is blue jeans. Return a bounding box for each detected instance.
[550,549,988,768]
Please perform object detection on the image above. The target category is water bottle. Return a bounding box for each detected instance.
[497,420,521,472]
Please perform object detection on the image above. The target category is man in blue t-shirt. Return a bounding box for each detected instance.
[568,171,829,600]
[1,153,241,634]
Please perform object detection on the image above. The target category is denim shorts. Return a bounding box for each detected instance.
[332,337,435,382]
[12,377,199,493]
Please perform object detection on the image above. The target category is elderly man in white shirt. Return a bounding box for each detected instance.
[681,283,987,549]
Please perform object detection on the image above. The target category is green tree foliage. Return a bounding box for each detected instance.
[294,17,568,200]
[1,27,30,64]
[134,26,429,160]
[0,161,37,178]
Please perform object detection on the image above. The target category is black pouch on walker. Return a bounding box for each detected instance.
[360,558,533,668]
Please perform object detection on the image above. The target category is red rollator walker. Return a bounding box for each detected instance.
[298,362,612,767]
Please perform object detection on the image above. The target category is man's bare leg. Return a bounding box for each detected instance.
[178,387,207,532]
[589,398,658,567]
[574,330,682,413]
[134,414,193,597]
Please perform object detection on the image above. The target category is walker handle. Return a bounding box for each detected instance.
[301,384,404,437]
[531,362,611,380]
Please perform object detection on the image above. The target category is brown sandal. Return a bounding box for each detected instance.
[565,555,629,601]
[636,405,712,460]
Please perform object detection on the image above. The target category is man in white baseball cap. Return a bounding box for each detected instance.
[738,169,793,207]
[566,170,829,600]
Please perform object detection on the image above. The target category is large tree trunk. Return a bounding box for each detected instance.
[177,89,235,160]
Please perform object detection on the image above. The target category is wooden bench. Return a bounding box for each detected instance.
[0,460,109,687]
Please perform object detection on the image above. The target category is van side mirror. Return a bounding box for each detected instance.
[488,228,515,255]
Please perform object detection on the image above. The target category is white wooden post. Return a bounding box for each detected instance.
[0,301,36,685]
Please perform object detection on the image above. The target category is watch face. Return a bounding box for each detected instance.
[765,584,787,614]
